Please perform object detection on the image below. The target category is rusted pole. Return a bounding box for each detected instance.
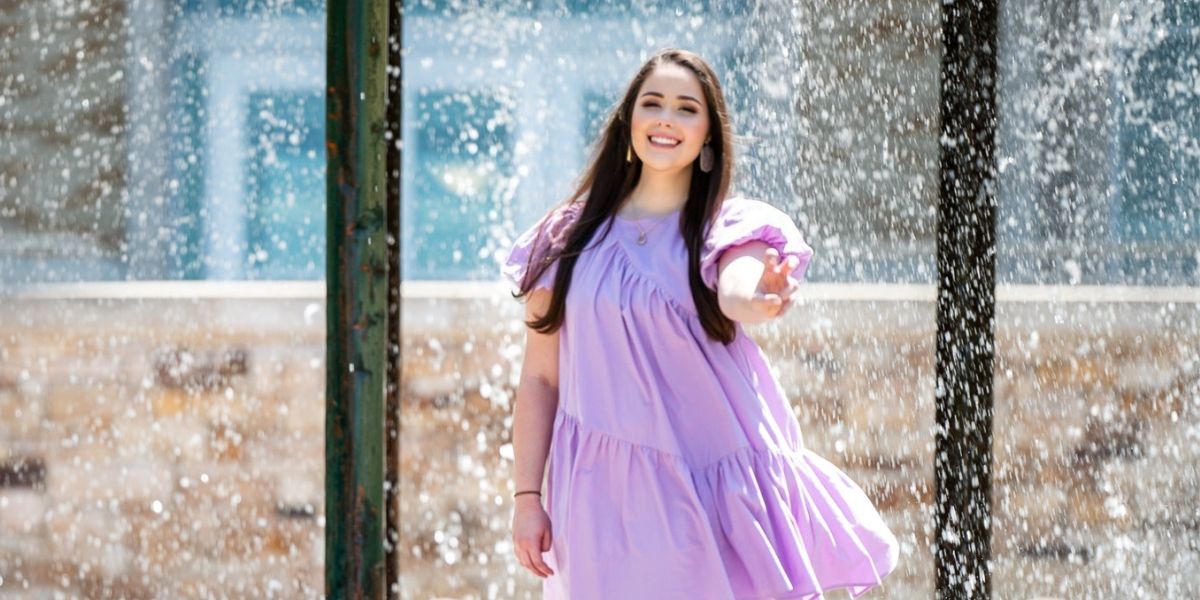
[326,0,390,597]
[935,1,999,598]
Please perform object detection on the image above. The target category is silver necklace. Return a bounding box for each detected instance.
[634,216,667,245]
[623,205,676,245]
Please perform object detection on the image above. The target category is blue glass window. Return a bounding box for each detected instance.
[406,90,515,280]
[167,52,210,280]
[1112,7,1199,283]
[1115,34,1200,242]
[243,91,326,280]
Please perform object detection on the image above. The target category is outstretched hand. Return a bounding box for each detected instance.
[750,248,801,320]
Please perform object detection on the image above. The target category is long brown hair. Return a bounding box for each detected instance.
[512,48,737,344]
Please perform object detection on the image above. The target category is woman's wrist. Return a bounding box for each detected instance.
[514,492,543,506]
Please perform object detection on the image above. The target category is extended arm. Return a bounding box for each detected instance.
[713,240,801,325]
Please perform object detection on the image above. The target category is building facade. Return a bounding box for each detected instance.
[1,0,1195,286]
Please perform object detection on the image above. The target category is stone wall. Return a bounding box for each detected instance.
[8,285,1188,598]
[398,288,1200,597]
[397,289,1199,599]
[1,294,326,598]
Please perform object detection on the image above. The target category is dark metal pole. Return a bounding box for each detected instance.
[384,1,403,598]
[326,0,390,597]
[935,1,999,599]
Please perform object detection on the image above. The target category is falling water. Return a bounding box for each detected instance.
[0,0,1195,598]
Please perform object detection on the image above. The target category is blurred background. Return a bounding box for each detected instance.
[1,0,1197,598]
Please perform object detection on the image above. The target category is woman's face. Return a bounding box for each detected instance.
[629,63,711,175]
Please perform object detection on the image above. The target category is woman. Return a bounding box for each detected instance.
[503,48,899,599]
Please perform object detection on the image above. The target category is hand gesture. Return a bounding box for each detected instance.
[751,248,801,320]
[512,497,555,578]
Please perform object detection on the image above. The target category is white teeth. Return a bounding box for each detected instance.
[649,136,680,146]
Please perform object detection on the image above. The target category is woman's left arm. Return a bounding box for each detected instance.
[714,240,801,325]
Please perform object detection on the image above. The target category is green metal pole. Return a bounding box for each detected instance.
[326,0,389,597]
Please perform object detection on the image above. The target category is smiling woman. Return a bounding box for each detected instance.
[503,48,899,600]
[628,67,712,187]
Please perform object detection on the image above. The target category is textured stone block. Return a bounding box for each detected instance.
[45,456,174,505]
[0,490,46,537]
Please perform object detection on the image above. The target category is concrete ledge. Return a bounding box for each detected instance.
[6,280,1199,303]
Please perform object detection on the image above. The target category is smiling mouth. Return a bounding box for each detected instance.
[648,135,681,148]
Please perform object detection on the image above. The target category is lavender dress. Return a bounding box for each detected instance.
[503,196,899,600]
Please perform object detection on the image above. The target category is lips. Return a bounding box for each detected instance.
[648,134,681,148]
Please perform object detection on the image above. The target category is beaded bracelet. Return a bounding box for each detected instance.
[513,490,542,498]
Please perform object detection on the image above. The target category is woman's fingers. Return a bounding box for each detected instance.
[521,542,553,577]
[779,255,798,278]
[753,291,782,305]
[751,274,803,319]
[514,534,555,578]
[778,295,794,317]
[776,276,803,317]
[513,533,536,574]
[538,529,555,575]
[763,248,779,278]
[516,547,535,575]
[760,249,801,295]
[783,275,801,297]
[763,247,780,272]
[751,292,783,317]
[529,546,554,577]
[757,251,803,318]
[770,255,797,285]
[521,549,545,578]
[517,545,548,578]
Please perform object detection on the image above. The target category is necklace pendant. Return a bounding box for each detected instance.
[637,231,647,245]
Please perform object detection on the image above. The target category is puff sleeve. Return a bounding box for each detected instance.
[501,201,582,294]
[699,197,814,291]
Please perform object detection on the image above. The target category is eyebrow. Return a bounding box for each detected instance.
[639,91,702,104]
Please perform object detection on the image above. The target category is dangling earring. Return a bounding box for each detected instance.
[626,144,633,163]
[699,143,714,173]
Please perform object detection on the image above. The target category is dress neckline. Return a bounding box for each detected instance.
[613,207,682,224]
[608,209,682,248]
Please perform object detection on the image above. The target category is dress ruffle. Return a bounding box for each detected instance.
[545,409,900,600]
[695,443,901,599]
[700,197,815,291]
[502,201,584,292]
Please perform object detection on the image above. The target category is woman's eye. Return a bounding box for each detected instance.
[640,102,696,113]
